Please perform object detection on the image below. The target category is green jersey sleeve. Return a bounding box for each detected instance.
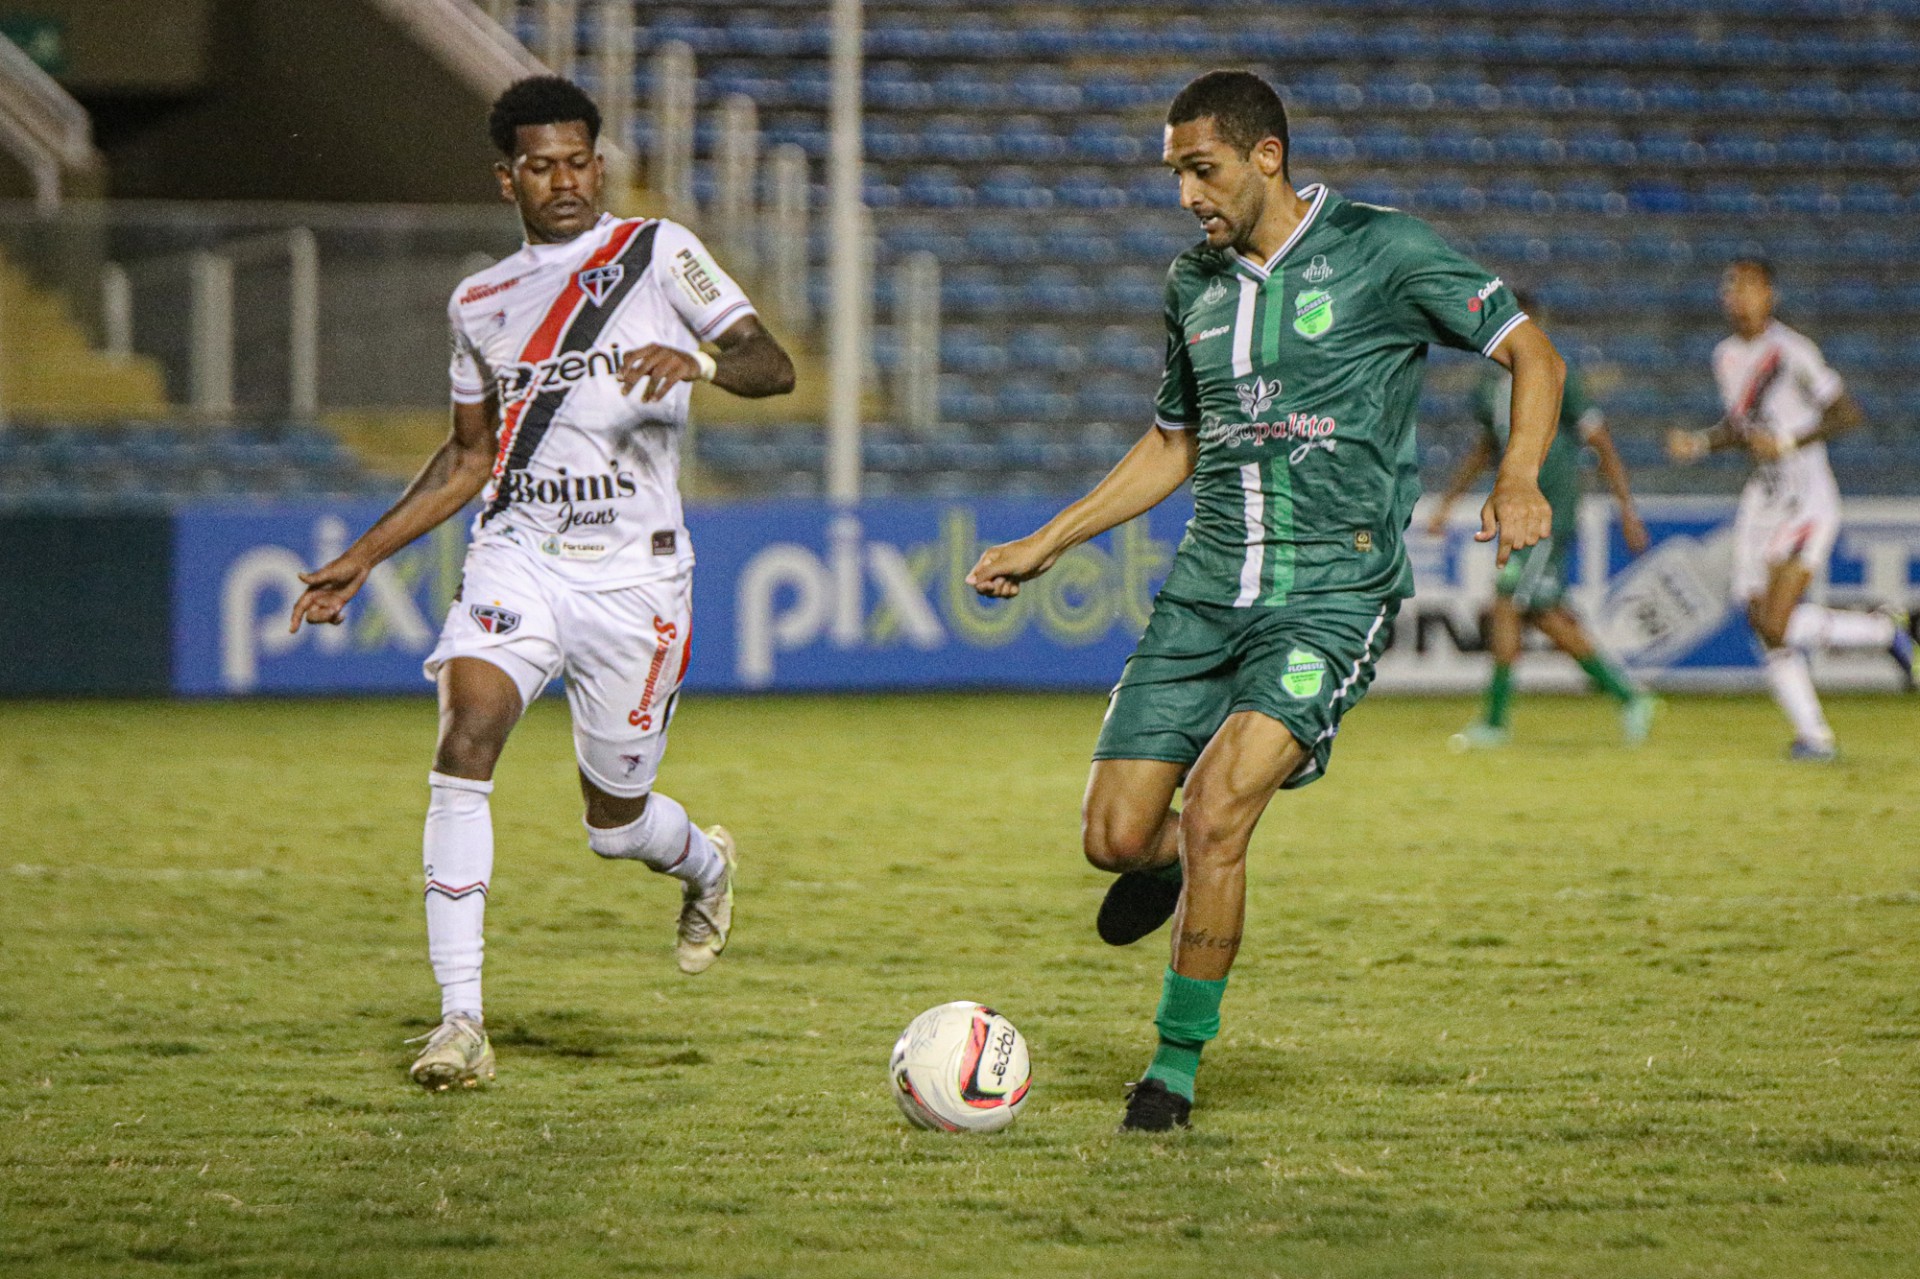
[1153,267,1200,429]
[1384,216,1528,358]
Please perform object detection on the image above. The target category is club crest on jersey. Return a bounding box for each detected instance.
[577,263,625,306]
[1236,375,1281,419]
[470,603,521,635]
[1294,289,1335,338]
[1201,277,1230,306]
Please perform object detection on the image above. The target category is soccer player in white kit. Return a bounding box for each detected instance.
[288,78,795,1088]
[1669,257,1916,760]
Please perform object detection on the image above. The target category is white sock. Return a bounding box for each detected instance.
[1783,603,1895,651]
[424,772,493,1019]
[1763,648,1833,747]
[586,792,725,891]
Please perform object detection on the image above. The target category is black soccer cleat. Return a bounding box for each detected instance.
[1119,1078,1192,1133]
[1096,868,1183,946]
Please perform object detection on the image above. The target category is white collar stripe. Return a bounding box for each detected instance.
[1231,277,1258,378]
[1234,184,1328,279]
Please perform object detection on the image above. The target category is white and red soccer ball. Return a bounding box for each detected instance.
[889,1001,1032,1133]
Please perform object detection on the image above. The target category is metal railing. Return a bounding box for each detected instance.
[0,201,522,418]
[0,32,99,212]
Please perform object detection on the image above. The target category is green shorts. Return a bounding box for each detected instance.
[1093,592,1399,790]
[1497,530,1573,612]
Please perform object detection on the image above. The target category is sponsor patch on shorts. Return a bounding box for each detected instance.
[1282,648,1326,699]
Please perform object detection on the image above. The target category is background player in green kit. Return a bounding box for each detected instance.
[966,71,1565,1132]
[1427,290,1656,749]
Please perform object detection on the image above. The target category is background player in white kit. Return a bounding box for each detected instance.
[288,78,795,1088]
[1669,257,1915,760]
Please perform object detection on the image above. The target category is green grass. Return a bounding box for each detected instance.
[2,692,1917,1278]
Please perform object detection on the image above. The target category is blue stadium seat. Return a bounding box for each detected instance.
[901,166,975,209]
[976,167,1052,209]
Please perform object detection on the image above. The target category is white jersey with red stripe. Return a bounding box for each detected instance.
[447,213,755,589]
[1711,319,1844,505]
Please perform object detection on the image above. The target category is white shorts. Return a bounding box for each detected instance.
[424,541,693,798]
[1729,472,1840,603]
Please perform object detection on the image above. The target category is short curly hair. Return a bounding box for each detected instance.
[1167,70,1291,180]
[488,76,601,157]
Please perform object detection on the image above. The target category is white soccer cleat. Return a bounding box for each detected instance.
[1447,721,1511,753]
[407,1012,495,1091]
[1622,694,1661,747]
[677,825,736,975]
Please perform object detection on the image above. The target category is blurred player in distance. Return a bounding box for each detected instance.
[968,71,1562,1132]
[289,77,795,1089]
[1428,289,1656,749]
[1668,257,1915,760]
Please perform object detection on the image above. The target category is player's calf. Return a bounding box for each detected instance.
[585,790,734,972]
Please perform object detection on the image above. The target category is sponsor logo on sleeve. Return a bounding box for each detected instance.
[672,248,723,307]
[1467,276,1504,314]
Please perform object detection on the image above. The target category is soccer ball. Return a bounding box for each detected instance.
[889,1001,1032,1133]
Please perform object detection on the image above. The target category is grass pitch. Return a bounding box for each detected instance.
[2,692,1916,1278]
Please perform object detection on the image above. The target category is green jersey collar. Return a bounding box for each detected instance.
[1231,184,1329,280]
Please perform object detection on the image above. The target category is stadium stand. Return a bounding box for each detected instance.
[502,0,1920,492]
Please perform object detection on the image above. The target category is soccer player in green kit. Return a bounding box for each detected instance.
[1427,290,1657,749]
[967,71,1563,1132]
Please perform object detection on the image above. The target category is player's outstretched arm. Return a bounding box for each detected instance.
[1480,319,1564,565]
[619,315,795,403]
[966,424,1197,598]
[1585,424,1649,555]
[289,397,499,632]
[1425,435,1493,536]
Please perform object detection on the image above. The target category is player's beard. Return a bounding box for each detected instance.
[1208,176,1266,253]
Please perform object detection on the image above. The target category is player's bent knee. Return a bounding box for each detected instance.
[1082,817,1159,873]
[434,718,512,778]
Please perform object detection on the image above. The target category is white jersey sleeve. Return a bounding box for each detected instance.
[655,221,756,343]
[448,292,492,405]
[1785,331,1844,425]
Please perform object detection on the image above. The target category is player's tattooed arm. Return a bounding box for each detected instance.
[1425,435,1493,536]
[1481,319,1564,566]
[618,315,796,403]
[289,396,500,631]
[967,425,1197,598]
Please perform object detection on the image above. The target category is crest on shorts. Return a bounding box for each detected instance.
[1282,648,1326,699]
[470,603,521,635]
[577,263,624,306]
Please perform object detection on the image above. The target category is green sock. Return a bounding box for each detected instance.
[1143,966,1227,1102]
[1483,662,1513,728]
[1578,654,1637,705]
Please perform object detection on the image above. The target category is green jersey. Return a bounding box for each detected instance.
[1155,184,1526,607]
[1473,363,1603,536]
